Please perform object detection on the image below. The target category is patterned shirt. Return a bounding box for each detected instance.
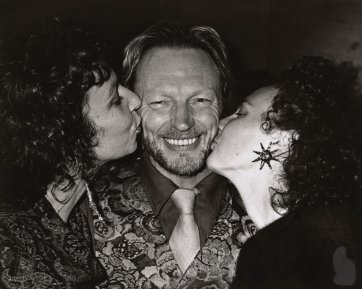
[0,197,106,289]
[91,158,256,289]
[139,156,228,246]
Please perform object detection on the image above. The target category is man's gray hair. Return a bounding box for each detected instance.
[122,21,231,107]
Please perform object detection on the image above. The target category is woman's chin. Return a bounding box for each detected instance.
[118,145,138,160]
[129,141,138,154]
[206,153,223,175]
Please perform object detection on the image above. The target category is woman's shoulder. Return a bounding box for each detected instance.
[0,197,106,288]
[234,204,362,288]
[0,197,64,250]
[0,205,42,282]
[0,207,31,229]
[251,204,362,243]
[0,200,45,244]
[239,203,362,275]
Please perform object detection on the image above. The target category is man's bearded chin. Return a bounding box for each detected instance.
[144,138,209,177]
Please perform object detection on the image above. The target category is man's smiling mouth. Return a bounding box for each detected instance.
[164,137,199,146]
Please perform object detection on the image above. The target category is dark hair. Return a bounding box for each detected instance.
[0,18,113,206]
[122,21,230,110]
[264,56,362,212]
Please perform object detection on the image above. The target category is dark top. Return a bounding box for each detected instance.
[0,196,106,289]
[139,156,224,246]
[231,204,362,289]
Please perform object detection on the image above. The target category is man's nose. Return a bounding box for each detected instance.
[171,104,195,131]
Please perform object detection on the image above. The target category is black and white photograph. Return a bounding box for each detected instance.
[1,0,362,288]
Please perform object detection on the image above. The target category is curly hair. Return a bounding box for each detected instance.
[0,18,113,206]
[264,56,362,213]
[122,21,230,110]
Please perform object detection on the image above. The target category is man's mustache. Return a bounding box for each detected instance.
[160,132,203,139]
[158,127,205,139]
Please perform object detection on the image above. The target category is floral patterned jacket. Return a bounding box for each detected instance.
[91,159,256,289]
[0,197,106,289]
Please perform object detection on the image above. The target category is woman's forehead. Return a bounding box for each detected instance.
[244,85,278,111]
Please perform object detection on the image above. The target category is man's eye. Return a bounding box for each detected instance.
[150,101,165,105]
[192,98,212,106]
[149,100,168,109]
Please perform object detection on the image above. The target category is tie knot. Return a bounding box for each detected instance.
[171,188,198,215]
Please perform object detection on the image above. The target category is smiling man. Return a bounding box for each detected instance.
[135,46,219,183]
[91,22,256,289]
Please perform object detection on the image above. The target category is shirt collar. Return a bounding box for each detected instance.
[139,155,178,216]
[138,154,225,224]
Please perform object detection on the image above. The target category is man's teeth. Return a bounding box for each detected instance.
[165,137,198,146]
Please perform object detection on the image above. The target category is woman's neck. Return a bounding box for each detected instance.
[226,167,286,229]
[45,177,87,223]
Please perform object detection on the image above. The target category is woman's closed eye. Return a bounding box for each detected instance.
[235,111,246,116]
[114,97,123,106]
[235,107,247,117]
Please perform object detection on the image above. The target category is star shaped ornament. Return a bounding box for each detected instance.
[252,141,280,170]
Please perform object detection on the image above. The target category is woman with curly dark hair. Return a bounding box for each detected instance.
[0,19,141,288]
[207,56,362,288]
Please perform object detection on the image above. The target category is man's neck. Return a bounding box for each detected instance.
[149,157,212,189]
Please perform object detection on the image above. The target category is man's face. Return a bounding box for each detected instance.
[134,47,221,176]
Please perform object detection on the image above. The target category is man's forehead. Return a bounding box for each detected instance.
[137,47,217,76]
[142,86,218,100]
[135,47,219,91]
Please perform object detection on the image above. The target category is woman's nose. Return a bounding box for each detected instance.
[218,114,235,131]
[128,90,141,111]
[134,110,141,127]
[118,84,141,111]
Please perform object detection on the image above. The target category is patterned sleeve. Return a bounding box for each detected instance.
[0,216,66,289]
[0,225,17,288]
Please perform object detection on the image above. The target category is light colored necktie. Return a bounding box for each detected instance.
[169,188,200,273]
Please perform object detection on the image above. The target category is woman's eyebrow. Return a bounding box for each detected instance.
[110,81,118,98]
[243,99,251,106]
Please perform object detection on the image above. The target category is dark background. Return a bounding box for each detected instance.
[1,0,362,111]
